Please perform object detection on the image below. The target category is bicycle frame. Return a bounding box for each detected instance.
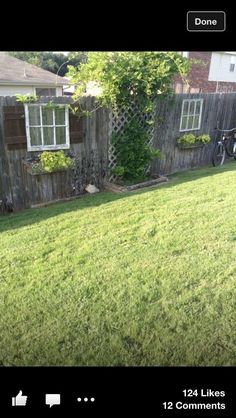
[215,128,236,157]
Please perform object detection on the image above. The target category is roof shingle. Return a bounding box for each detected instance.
[0,53,68,85]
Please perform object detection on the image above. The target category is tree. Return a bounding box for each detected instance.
[9,52,88,76]
[67,51,190,109]
[67,52,190,181]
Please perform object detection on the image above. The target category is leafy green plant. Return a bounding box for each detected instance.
[177,133,211,146]
[44,100,59,110]
[26,151,74,174]
[196,134,211,144]
[177,133,196,145]
[15,94,38,103]
[38,151,74,173]
[111,120,161,181]
[67,52,190,110]
[68,104,93,120]
[112,165,125,178]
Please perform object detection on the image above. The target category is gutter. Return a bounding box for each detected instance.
[0,80,68,86]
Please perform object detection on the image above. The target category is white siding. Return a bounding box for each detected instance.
[56,87,63,96]
[0,85,63,97]
[0,85,35,96]
[209,52,236,82]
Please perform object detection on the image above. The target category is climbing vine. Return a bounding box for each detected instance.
[67,52,190,180]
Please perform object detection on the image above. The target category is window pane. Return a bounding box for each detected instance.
[181,116,188,130]
[29,107,40,125]
[189,101,195,114]
[30,127,42,146]
[36,88,56,96]
[56,127,66,144]
[55,107,65,125]
[42,108,53,125]
[182,101,189,115]
[195,101,201,114]
[43,127,54,145]
[187,116,194,129]
[193,116,199,129]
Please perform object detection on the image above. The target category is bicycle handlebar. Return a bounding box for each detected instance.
[215,126,236,133]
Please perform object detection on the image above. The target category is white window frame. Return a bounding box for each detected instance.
[35,87,57,97]
[24,104,70,151]
[179,99,203,132]
[33,87,59,97]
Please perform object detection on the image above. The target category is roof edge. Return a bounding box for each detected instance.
[0,80,69,86]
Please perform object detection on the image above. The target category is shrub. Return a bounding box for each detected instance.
[112,165,125,178]
[111,120,161,181]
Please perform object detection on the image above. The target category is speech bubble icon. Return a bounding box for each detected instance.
[45,394,61,408]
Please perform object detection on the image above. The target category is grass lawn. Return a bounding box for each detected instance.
[0,162,236,366]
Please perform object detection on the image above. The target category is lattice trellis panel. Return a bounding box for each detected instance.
[108,102,154,182]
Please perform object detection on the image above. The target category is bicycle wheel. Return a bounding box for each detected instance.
[212,143,226,166]
[233,141,236,160]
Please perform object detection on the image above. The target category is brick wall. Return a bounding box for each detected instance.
[174,52,236,93]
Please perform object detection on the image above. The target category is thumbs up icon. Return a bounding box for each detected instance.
[12,390,28,406]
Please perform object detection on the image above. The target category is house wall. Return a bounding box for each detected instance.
[209,52,236,83]
[0,85,63,96]
[174,52,236,93]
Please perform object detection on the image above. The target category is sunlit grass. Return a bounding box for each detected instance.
[0,162,236,365]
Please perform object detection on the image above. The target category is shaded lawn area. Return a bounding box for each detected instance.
[0,162,236,366]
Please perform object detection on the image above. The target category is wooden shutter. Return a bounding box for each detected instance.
[4,105,85,150]
[3,105,27,150]
[69,111,85,144]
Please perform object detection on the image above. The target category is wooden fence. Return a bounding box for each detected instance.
[151,93,236,175]
[1,93,236,212]
[0,96,109,211]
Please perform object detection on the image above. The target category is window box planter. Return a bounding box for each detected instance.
[177,142,206,150]
[22,160,73,176]
[176,134,211,150]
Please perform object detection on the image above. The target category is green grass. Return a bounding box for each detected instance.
[1,162,236,366]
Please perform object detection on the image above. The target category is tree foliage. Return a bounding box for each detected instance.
[9,52,88,76]
[67,52,190,181]
[67,51,190,110]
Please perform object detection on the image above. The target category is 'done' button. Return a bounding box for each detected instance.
[187,11,226,32]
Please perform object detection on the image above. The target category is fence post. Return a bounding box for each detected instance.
[0,97,13,205]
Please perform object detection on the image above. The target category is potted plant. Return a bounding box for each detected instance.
[23,151,74,175]
[177,133,211,149]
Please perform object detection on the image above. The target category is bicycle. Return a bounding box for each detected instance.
[212,126,236,166]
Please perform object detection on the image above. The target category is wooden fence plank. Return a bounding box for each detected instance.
[152,93,236,175]
[1,93,236,211]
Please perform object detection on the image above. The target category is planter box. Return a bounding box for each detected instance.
[177,142,206,150]
[22,160,70,176]
[105,176,168,192]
